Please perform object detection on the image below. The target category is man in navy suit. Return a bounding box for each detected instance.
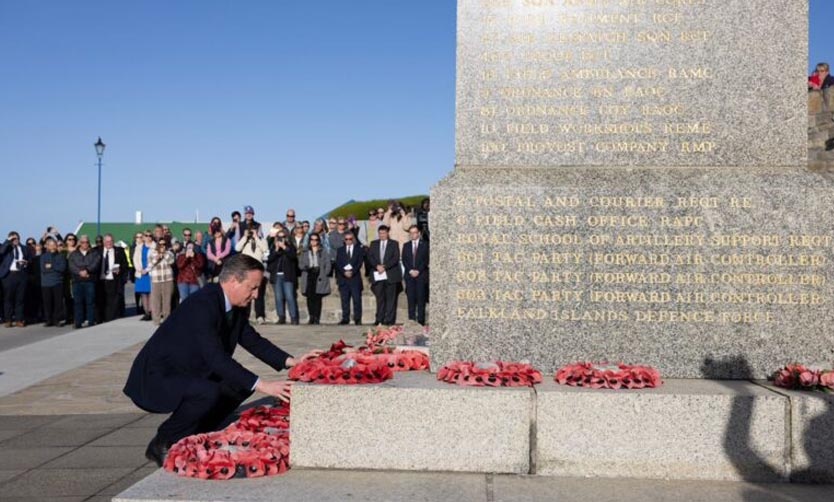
[0,232,33,327]
[367,225,402,326]
[335,232,365,325]
[124,254,316,466]
[401,225,430,326]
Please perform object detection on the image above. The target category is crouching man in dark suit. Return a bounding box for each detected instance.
[124,254,316,466]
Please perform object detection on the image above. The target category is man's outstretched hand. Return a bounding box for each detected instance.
[255,380,293,403]
[285,350,323,368]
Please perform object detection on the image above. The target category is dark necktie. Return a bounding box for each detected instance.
[104,250,110,275]
[14,246,20,262]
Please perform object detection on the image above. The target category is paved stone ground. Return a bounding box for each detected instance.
[1,318,833,501]
[0,320,367,501]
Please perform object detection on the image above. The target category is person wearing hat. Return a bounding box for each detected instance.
[241,206,263,239]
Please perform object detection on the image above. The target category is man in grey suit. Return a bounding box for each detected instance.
[367,225,402,326]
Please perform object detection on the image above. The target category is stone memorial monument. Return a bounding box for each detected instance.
[431,0,832,378]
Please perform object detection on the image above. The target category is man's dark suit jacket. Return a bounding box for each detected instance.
[367,239,402,284]
[0,240,34,279]
[335,245,365,288]
[401,240,429,282]
[124,283,291,413]
[100,246,129,283]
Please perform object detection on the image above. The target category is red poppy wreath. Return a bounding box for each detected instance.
[163,404,291,480]
[772,363,834,392]
[554,362,662,390]
[288,340,429,384]
[437,361,543,387]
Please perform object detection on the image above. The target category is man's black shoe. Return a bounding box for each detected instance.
[354,320,362,325]
[145,435,170,467]
[277,317,286,325]
[338,319,349,325]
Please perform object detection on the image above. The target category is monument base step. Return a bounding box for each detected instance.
[114,468,834,502]
[288,372,823,482]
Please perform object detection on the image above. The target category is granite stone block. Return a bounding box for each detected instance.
[456,0,807,167]
[290,371,533,473]
[535,380,789,481]
[114,469,488,502]
[429,167,834,378]
[758,382,834,483]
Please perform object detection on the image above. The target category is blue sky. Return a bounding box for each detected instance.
[0,1,830,240]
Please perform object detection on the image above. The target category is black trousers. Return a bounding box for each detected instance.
[248,277,267,319]
[405,276,428,325]
[42,285,65,325]
[102,280,120,322]
[157,378,253,445]
[2,271,26,322]
[372,280,398,325]
[338,279,362,322]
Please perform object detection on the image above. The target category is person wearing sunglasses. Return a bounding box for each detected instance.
[299,234,332,324]
[335,232,364,325]
[0,231,34,327]
[133,232,155,321]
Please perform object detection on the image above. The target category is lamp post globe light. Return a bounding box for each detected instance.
[94,137,106,237]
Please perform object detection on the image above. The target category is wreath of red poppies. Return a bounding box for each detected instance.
[288,340,429,384]
[772,363,834,392]
[164,404,291,480]
[554,362,662,390]
[437,361,543,387]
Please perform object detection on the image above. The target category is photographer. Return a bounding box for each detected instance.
[176,241,206,303]
[1,231,34,327]
[147,240,175,325]
[415,198,430,242]
[267,229,299,325]
[382,200,412,254]
[235,227,268,324]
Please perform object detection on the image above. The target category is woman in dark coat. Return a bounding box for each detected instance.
[299,234,331,324]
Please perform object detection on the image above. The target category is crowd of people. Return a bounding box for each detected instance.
[0,199,431,330]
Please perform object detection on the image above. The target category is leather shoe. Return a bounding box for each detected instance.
[338,319,349,325]
[14,321,24,328]
[354,320,362,325]
[145,434,171,467]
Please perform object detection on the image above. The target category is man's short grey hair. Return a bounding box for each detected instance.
[219,254,265,283]
[817,62,830,72]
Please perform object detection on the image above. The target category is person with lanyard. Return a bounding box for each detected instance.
[124,254,319,467]
[0,231,34,327]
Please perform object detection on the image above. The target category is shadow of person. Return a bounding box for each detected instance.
[701,356,783,484]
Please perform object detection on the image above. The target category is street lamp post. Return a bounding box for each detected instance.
[94,137,106,237]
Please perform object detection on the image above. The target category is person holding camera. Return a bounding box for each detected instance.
[147,240,176,325]
[382,200,413,255]
[176,241,206,303]
[267,229,299,325]
[1,232,34,327]
[68,235,100,329]
[299,234,332,324]
[235,226,268,324]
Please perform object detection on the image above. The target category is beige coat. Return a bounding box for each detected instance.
[383,210,412,254]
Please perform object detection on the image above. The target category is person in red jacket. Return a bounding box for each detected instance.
[809,62,834,90]
[175,242,205,303]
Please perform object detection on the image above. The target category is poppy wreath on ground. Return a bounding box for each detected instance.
[288,340,428,384]
[365,325,403,350]
[554,362,662,390]
[163,405,291,480]
[772,364,834,392]
[437,361,543,387]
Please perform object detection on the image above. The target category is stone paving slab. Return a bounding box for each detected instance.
[0,467,135,497]
[114,469,489,502]
[41,445,152,469]
[89,426,159,447]
[0,446,75,470]
[0,469,24,483]
[492,475,834,502]
[2,426,111,448]
[0,317,155,398]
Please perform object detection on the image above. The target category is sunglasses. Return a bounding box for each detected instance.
[287,214,295,218]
